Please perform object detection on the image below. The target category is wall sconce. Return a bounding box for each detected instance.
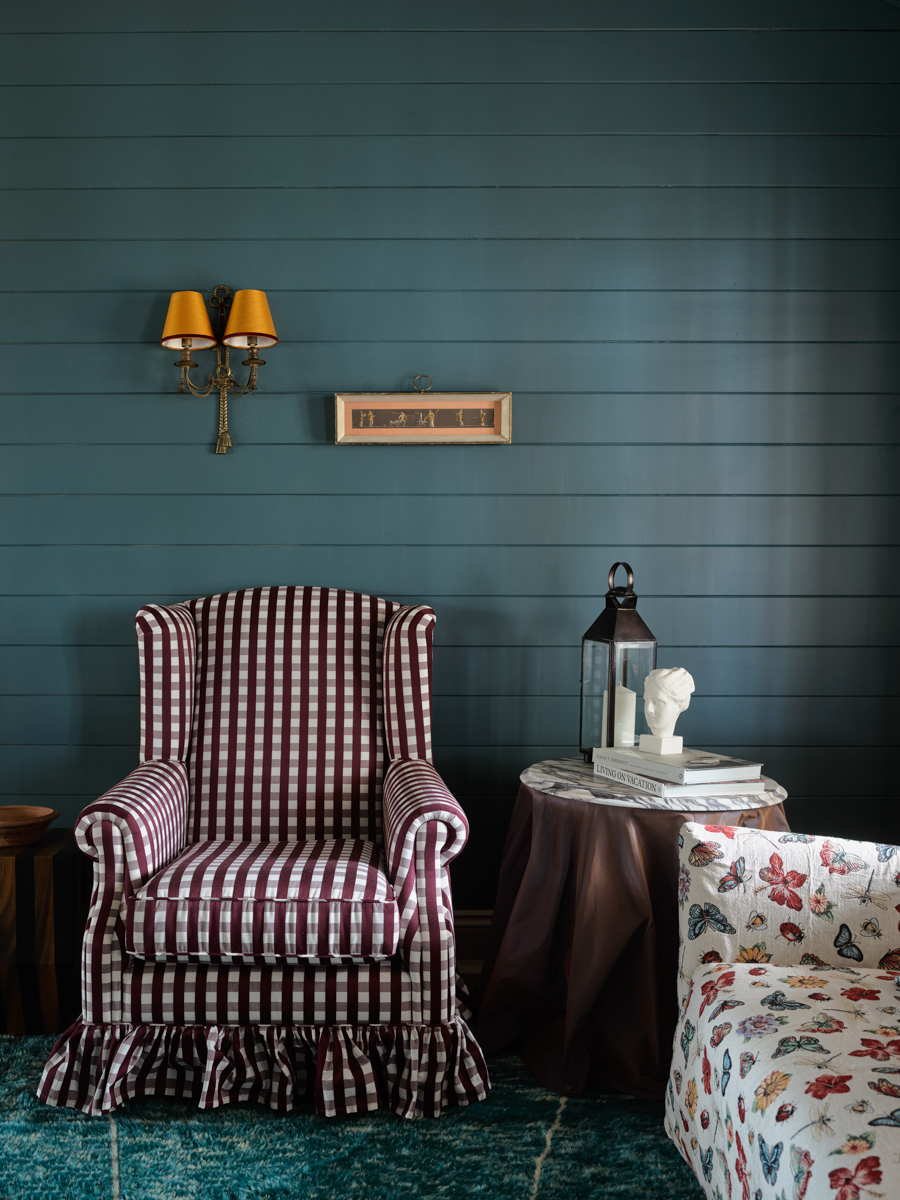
[160,285,278,453]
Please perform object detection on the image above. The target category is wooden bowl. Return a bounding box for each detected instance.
[0,806,60,848]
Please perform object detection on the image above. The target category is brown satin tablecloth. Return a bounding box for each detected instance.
[475,782,789,1100]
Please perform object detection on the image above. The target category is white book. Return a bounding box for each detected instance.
[593,762,766,799]
[591,745,763,785]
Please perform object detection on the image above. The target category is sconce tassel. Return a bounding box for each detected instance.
[215,389,232,454]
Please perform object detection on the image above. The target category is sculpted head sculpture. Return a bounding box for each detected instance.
[643,667,695,738]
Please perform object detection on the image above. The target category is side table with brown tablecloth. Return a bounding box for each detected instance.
[0,829,91,1034]
[475,760,789,1101]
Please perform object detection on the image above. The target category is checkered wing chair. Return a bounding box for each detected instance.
[38,587,489,1118]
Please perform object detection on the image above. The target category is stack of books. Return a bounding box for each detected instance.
[591,746,765,800]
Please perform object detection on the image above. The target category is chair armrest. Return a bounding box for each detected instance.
[75,759,188,1023]
[76,759,189,890]
[382,758,469,1024]
[382,758,468,882]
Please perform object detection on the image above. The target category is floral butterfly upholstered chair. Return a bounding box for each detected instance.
[666,821,900,1200]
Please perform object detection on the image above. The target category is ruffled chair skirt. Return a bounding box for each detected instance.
[37,1017,490,1119]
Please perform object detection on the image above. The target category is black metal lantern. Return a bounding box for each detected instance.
[580,562,658,759]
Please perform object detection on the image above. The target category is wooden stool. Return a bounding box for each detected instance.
[0,829,90,1034]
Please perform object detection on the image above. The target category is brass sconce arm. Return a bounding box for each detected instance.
[174,340,216,397]
[233,338,266,397]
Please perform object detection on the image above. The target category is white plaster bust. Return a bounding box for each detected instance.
[643,667,695,738]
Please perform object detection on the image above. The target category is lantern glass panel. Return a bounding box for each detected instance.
[580,638,609,752]
[612,641,657,747]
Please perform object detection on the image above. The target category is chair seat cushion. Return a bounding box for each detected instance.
[124,838,399,963]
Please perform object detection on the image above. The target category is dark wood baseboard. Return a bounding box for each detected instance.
[454,909,493,1002]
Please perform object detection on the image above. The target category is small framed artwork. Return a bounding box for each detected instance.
[335,391,511,444]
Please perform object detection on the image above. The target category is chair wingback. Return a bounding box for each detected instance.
[676,821,900,1011]
[182,587,402,843]
[137,602,196,763]
[383,605,435,761]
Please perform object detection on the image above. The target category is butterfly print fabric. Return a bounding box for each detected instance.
[667,823,900,1200]
[675,823,900,1013]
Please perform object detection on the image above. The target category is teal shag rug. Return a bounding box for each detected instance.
[0,1036,701,1199]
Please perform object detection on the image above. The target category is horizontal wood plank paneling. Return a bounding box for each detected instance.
[2,6,897,907]
[8,135,900,188]
[3,32,899,86]
[4,187,897,239]
[4,241,899,292]
[432,646,900,698]
[6,1,900,35]
[6,290,900,344]
[5,343,900,396]
[7,84,900,138]
[11,82,900,139]
[1,545,898,598]
[0,445,895,496]
[0,492,896,542]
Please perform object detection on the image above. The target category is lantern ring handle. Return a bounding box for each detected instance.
[413,375,433,392]
[608,561,635,594]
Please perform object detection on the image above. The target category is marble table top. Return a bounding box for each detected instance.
[520,758,787,812]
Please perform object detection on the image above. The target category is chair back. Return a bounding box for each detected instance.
[676,821,900,1011]
[186,587,407,842]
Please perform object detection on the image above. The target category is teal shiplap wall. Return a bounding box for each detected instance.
[2,1,898,904]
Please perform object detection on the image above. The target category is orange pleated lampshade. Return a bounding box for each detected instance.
[223,289,278,348]
[160,291,217,349]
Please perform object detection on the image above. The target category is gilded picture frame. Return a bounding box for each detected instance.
[335,392,511,444]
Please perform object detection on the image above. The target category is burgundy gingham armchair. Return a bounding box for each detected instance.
[38,587,489,1118]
